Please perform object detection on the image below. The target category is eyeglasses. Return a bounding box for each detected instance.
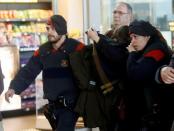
[113,10,128,15]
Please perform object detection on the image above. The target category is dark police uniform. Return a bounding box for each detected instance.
[9,37,84,131]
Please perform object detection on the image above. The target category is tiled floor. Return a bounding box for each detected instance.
[2,115,39,131]
[2,115,99,131]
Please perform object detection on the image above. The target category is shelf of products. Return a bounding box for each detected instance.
[0,1,52,113]
[0,11,52,48]
[15,15,51,111]
[19,51,36,111]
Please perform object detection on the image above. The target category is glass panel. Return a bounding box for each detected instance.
[100,0,115,33]
[100,0,173,47]
[100,0,173,32]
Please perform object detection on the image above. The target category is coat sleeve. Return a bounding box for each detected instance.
[9,52,43,94]
[96,35,128,63]
[155,65,167,84]
[69,49,91,90]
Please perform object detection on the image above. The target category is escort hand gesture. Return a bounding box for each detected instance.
[160,66,174,84]
[5,89,15,103]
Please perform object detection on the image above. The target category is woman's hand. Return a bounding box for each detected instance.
[127,43,136,52]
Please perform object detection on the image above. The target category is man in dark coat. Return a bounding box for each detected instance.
[71,26,130,131]
[4,15,84,131]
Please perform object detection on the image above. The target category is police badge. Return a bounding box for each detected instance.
[61,59,69,67]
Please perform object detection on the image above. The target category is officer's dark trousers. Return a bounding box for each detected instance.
[53,107,78,131]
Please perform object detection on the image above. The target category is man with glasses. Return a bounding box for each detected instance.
[102,2,133,131]
[105,2,133,38]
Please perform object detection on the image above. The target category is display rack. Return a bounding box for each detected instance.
[0,1,52,113]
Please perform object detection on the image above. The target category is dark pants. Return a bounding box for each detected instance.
[53,107,78,131]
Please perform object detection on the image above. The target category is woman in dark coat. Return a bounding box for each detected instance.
[126,20,173,131]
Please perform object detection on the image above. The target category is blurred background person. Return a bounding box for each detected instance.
[105,2,133,38]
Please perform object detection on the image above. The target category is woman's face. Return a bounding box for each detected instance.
[130,33,150,51]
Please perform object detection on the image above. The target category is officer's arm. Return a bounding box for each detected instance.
[9,51,43,95]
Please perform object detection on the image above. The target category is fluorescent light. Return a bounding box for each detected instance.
[0,0,38,3]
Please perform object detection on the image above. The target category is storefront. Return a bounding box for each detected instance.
[1,0,174,130]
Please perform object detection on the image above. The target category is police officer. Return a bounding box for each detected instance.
[5,15,84,131]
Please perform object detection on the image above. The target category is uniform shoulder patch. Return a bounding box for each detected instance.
[144,49,164,61]
[75,43,85,51]
[33,49,40,57]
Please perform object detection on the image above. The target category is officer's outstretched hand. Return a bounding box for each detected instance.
[5,89,15,103]
[161,66,174,84]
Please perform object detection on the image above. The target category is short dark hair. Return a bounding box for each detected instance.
[129,20,156,36]
[47,15,67,35]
